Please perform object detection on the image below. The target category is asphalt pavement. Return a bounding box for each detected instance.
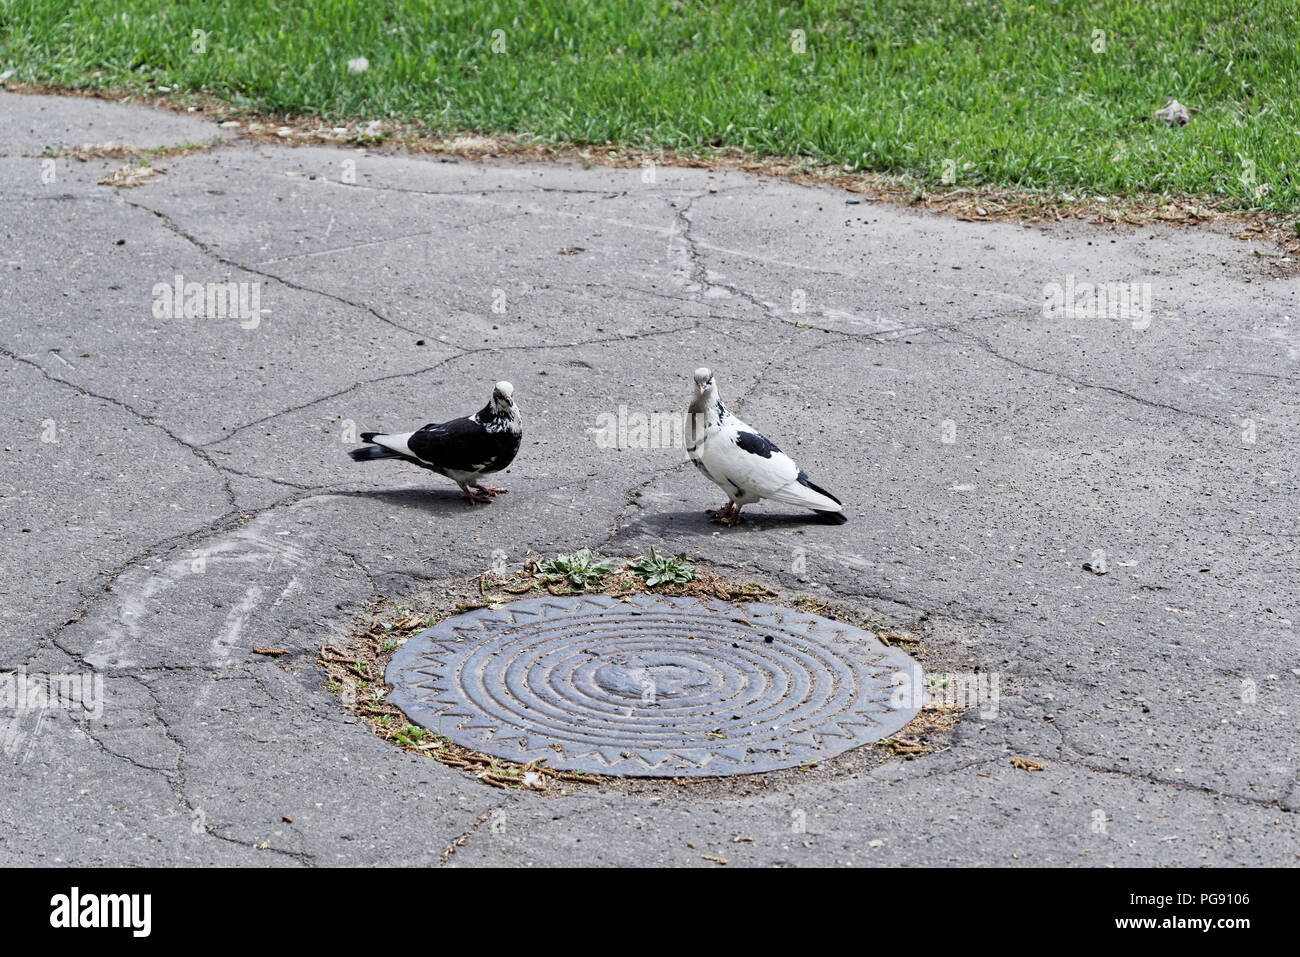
[1,90,1296,866]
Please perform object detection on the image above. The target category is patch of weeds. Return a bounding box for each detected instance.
[860,616,921,648]
[917,706,961,732]
[627,547,695,587]
[394,724,428,748]
[538,547,615,591]
[383,605,425,632]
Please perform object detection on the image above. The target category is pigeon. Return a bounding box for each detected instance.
[348,381,522,504]
[685,367,847,525]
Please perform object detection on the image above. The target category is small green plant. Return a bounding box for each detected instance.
[538,548,614,590]
[927,675,951,692]
[394,724,427,748]
[628,547,695,587]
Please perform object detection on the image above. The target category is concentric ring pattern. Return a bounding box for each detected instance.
[385,593,923,777]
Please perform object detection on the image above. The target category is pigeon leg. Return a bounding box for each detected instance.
[459,484,494,505]
[724,504,744,526]
[707,501,738,523]
[473,484,508,496]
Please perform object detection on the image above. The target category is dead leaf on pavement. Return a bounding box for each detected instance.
[1011,757,1045,771]
[98,165,163,187]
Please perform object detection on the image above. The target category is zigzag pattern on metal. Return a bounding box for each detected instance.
[385,593,923,777]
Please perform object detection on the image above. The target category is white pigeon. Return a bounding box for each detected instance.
[685,367,847,525]
[347,381,522,504]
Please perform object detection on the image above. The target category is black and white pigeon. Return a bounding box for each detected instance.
[685,367,847,525]
[347,381,522,504]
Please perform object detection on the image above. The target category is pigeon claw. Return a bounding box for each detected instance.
[474,484,508,496]
[460,486,495,504]
[706,503,742,526]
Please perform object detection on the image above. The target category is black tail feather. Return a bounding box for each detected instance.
[348,441,400,462]
[796,470,843,506]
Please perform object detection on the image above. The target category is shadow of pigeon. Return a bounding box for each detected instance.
[623,509,844,537]
[336,486,492,515]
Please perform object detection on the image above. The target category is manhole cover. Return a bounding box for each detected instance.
[386,593,922,777]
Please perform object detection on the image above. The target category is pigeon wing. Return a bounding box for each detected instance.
[711,425,843,512]
[699,423,795,495]
[405,416,495,473]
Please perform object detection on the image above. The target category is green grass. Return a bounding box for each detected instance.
[2,0,1297,210]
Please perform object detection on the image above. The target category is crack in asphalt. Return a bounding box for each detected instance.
[21,486,321,669]
[251,208,536,267]
[670,191,936,339]
[438,803,508,865]
[1,345,238,509]
[126,198,417,339]
[202,321,702,451]
[53,657,315,863]
[1055,755,1295,815]
[947,329,1225,425]
[134,669,316,863]
[330,174,635,201]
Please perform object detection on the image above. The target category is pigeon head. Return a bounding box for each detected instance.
[692,367,715,397]
[491,381,516,411]
[479,381,521,432]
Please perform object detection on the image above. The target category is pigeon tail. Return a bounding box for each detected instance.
[348,444,401,462]
[796,472,842,506]
[766,470,845,515]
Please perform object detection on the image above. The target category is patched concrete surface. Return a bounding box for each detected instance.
[1,92,1296,866]
[0,88,234,155]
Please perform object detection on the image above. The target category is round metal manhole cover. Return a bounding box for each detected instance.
[386,594,923,777]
